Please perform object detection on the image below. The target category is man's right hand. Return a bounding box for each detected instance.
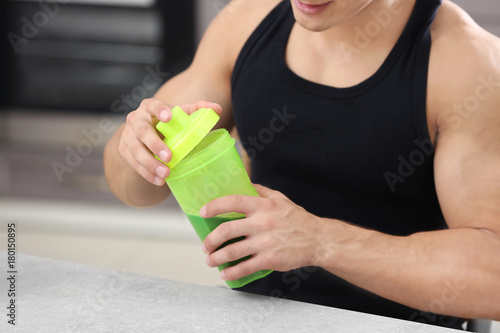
[104,0,274,207]
[118,98,222,186]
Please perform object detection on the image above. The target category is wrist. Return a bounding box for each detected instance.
[308,217,340,268]
[309,217,363,270]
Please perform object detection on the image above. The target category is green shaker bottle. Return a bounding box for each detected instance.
[156,106,273,288]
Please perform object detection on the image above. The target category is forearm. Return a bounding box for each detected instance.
[315,219,500,319]
[104,124,170,207]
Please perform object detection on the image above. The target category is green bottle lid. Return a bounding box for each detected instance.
[155,106,219,169]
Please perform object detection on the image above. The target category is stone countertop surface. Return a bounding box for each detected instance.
[0,252,461,332]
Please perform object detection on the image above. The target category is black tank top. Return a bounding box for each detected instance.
[232,0,464,329]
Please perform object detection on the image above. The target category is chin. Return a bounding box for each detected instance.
[290,1,337,32]
[292,12,337,32]
[294,19,333,32]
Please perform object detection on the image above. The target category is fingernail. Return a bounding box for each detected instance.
[159,110,170,122]
[202,243,208,254]
[153,177,164,186]
[205,255,211,267]
[159,150,170,162]
[220,270,227,281]
[199,206,207,218]
[156,166,167,178]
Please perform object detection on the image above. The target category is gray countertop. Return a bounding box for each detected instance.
[0,252,460,332]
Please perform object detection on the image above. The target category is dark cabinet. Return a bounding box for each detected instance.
[1,0,195,112]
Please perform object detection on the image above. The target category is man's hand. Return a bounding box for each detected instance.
[119,99,222,186]
[201,184,324,281]
[104,0,273,207]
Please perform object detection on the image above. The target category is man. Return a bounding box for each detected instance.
[104,0,500,328]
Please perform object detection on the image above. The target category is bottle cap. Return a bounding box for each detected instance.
[155,106,219,169]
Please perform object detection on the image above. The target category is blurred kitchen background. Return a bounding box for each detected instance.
[0,0,499,330]
[0,0,232,288]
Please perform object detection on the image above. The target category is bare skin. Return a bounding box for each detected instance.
[104,0,500,319]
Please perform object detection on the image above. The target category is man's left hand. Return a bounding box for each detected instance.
[200,184,324,282]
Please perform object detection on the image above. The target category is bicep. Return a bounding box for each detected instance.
[434,92,500,234]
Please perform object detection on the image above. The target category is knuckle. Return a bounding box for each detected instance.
[126,111,136,124]
[253,217,269,231]
[217,223,232,239]
[255,219,270,232]
[259,235,275,250]
[139,98,151,109]
[209,251,220,264]
[229,242,245,262]
[261,253,276,269]
[216,251,231,266]
[268,188,283,198]
[204,237,216,252]
[260,216,275,230]
[262,198,277,210]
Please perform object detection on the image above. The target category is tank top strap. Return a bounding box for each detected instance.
[409,0,442,142]
[231,1,291,92]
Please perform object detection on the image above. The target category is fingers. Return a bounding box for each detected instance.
[119,139,166,186]
[140,98,173,122]
[179,100,222,115]
[131,117,172,163]
[205,238,254,268]
[220,256,269,282]
[120,99,175,185]
[203,218,253,254]
[204,234,273,282]
[200,195,271,219]
[121,97,222,185]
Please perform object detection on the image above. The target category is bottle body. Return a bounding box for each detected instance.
[166,129,273,288]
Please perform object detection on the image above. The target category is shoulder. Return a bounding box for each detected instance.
[430,0,500,73]
[190,0,283,75]
[428,0,500,134]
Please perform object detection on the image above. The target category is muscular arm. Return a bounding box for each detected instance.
[314,110,500,318]
[104,0,279,207]
[201,2,500,320]
[314,9,500,319]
